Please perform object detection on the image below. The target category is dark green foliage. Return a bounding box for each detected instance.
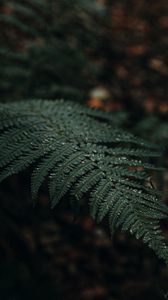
[0,99,168,264]
[134,115,168,146]
[0,0,104,101]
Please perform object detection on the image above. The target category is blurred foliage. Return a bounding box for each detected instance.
[1,0,168,112]
[0,0,105,101]
[101,0,168,110]
[134,115,168,146]
[0,0,168,299]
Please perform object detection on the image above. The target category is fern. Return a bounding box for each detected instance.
[0,99,168,264]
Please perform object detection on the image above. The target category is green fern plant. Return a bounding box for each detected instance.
[0,99,168,264]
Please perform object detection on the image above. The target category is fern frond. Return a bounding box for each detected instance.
[31,141,77,200]
[0,100,168,264]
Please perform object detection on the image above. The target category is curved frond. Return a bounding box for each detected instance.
[0,99,168,265]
